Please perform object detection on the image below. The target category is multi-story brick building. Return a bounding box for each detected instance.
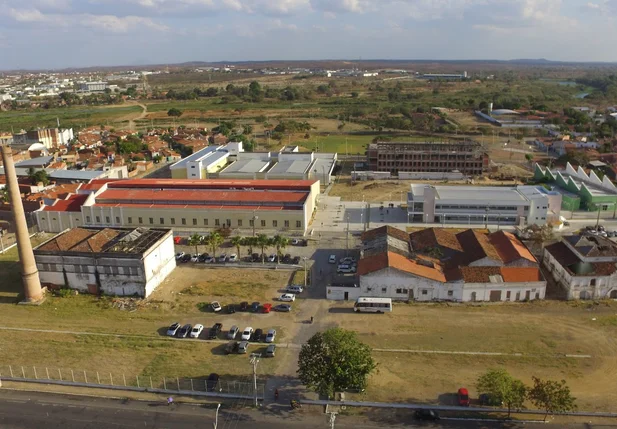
[367,141,489,176]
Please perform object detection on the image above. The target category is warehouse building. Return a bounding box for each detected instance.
[407,184,562,226]
[35,178,320,234]
[367,141,488,176]
[327,225,545,302]
[34,227,175,297]
[170,143,243,179]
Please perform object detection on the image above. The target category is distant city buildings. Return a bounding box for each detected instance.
[78,81,108,92]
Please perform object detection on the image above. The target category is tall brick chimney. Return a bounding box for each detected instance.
[1,145,43,302]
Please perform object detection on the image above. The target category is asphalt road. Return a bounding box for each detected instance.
[1,390,616,429]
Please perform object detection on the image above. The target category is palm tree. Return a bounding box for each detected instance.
[188,233,201,256]
[205,232,224,259]
[243,236,256,257]
[272,235,289,263]
[231,236,243,257]
[256,234,271,264]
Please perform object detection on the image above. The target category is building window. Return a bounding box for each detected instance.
[591,279,597,286]
[86,216,91,223]
[160,218,164,225]
[273,220,278,227]
[296,221,301,228]
[284,220,289,228]
[238,220,243,227]
[215,219,220,226]
[171,218,175,225]
[128,217,132,224]
[115,216,120,224]
[396,288,409,294]
[204,219,208,226]
[149,218,153,224]
[421,290,428,295]
[447,290,453,297]
[261,220,266,227]
[193,218,197,226]
[249,219,254,227]
[104,216,110,224]
[506,291,511,300]
[137,217,142,224]
[381,287,387,293]
[96,216,101,223]
[226,219,231,226]
[182,218,186,225]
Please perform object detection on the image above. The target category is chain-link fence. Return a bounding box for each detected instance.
[0,364,264,399]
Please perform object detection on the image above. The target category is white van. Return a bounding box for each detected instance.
[337,264,355,274]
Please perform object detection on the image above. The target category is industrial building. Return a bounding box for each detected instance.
[327,225,545,302]
[34,227,176,297]
[534,162,617,213]
[367,141,488,176]
[171,144,337,184]
[78,82,108,92]
[543,235,617,300]
[35,178,320,234]
[407,184,562,226]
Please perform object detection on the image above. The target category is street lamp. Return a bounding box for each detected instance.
[303,257,308,286]
[213,403,221,429]
[252,210,258,237]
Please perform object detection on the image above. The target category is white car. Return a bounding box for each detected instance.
[291,239,299,245]
[175,252,185,260]
[190,254,199,262]
[190,324,204,338]
[211,301,222,312]
[340,256,356,264]
[228,254,238,262]
[218,254,227,262]
[328,255,337,264]
[279,293,296,302]
[241,327,254,341]
[268,254,277,262]
[204,256,215,263]
[265,329,276,343]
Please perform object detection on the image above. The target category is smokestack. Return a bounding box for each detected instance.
[1,145,43,302]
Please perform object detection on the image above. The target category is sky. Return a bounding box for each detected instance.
[0,0,616,70]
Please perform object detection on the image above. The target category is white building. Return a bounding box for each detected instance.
[327,226,545,302]
[78,82,107,92]
[34,227,176,298]
[408,184,561,226]
[543,235,617,300]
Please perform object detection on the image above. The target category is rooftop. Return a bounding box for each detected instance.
[545,241,617,277]
[105,178,317,190]
[267,159,313,175]
[35,227,170,255]
[219,158,271,175]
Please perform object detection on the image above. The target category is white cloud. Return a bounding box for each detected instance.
[310,0,372,13]
[82,14,168,32]
[7,8,48,22]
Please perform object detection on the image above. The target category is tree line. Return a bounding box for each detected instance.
[187,232,290,263]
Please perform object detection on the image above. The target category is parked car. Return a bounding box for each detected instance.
[228,254,238,262]
[251,253,260,262]
[267,254,277,262]
[279,294,296,302]
[206,373,220,392]
[166,322,181,337]
[175,252,185,260]
[226,304,236,314]
[211,301,222,312]
[189,324,204,338]
[262,303,272,313]
[337,264,356,274]
[227,325,239,340]
[599,225,606,232]
[287,285,303,293]
[265,329,276,343]
[291,238,300,245]
[218,254,227,263]
[328,254,337,264]
[265,344,276,357]
[414,410,440,421]
[240,301,249,311]
[190,254,199,262]
[292,256,301,264]
[173,237,183,245]
[282,254,292,264]
[181,254,192,263]
[251,302,260,312]
[458,387,470,407]
[225,341,239,354]
[204,256,215,263]
[241,327,254,341]
[252,328,263,342]
[274,304,292,312]
[178,324,192,338]
[208,323,223,339]
[198,253,209,262]
[238,341,249,354]
[340,256,356,264]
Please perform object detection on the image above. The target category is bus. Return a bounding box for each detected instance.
[354,297,392,313]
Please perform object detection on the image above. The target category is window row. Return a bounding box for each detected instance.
[85,215,302,229]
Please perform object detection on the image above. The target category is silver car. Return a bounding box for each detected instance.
[265,329,276,343]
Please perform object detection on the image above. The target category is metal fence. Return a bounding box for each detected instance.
[0,364,264,399]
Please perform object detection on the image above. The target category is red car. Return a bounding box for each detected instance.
[173,236,182,245]
[262,303,272,313]
[458,388,470,406]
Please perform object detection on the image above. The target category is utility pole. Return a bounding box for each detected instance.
[303,257,308,287]
[249,353,261,407]
[346,214,350,256]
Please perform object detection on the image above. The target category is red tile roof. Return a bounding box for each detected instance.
[358,251,446,282]
[106,178,318,190]
[97,188,308,204]
[489,230,537,264]
[456,229,502,263]
[460,267,542,283]
[42,194,89,212]
[410,228,463,253]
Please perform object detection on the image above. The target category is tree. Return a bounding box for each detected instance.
[525,153,534,164]
[231,236,243,257]
[256,234,271,263]
[28,168,50,186]
[298,328,376,399]
[272,235,289,263]
[476,368,527,417]
[351,91,359,98]
[188,233,202,256]
[167,108,183,117]
[204,232,224,259]
[528,376,576,422]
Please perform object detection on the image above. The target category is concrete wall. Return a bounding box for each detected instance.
[398,172,465,180]
[36,211,85,233]
[326,286,362,301]
[462,281,546,301]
